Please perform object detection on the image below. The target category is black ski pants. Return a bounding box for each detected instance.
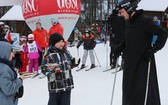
[110,46,117,66]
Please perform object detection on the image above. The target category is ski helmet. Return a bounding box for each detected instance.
[85,30,91,35]
[51,18,58,25]
[119,0,139,15]
[4,25,9,29]
[28,34,34,40]
[0,22,4,25]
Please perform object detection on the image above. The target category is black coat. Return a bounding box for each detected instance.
[109,15,125,47]
[123,10,168,105]
[0,29,7,42]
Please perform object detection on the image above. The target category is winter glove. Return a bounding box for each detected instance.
[76,45,79,49]
[16,85,24,98]
[145,46,158,60]
[71,57,80,68]
[41,65,48,75]
[92,41,96,48]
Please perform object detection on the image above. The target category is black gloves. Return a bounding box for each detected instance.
[76,45,79,49]
[145,46,158,60]
[71,58,80,68]
[92,41,96,49]
[16,86,24,98]
[41,66,48,75]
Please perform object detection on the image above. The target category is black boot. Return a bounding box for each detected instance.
[80,64,85,69]
[90,64,96,69]
[111,64,120,69]
[110,64,115,69]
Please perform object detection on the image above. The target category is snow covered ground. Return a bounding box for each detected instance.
[18,42,168,105]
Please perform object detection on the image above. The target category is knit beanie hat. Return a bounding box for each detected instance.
[49,33,64,46]
[0,41,12,60]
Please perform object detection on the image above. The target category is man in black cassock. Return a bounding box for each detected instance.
[116,0,168,105]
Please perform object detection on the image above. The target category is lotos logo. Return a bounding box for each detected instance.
[57,0,78,9]
[22,0,38,15]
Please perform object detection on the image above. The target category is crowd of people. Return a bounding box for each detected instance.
[0,0,168,105]
[0,18,76,105]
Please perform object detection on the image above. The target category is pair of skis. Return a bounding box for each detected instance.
[103,66,123,74]
[31,73,47,79]
[76,65,98,72]
[31,73,41,78]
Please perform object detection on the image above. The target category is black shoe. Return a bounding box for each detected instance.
[110,65,115,69]
[111,64,120,69]
[80,64,85,69]
[90,64,96,69]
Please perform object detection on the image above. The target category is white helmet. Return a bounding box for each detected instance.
[51,18,58,25]
[4,25,9,29]
[28,34,34,40]
[0,22,4,25]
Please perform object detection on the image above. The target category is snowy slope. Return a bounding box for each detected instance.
[18,42,168,105]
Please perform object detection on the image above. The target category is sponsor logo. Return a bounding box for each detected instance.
[57,0,78,9]
[22,0,38,15]
[121,2,130,8]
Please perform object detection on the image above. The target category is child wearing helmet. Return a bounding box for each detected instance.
[19,36,28,74]
[24,34,43,74]
[1,24,12,43]
[77,30,96,69]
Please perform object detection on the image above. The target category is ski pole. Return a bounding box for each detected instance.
[110,57,119,105]
[77,48,79,68]
[144,59,151,105]
[77,48,79,58]
[106,41,109,69]
[93,49,101,67]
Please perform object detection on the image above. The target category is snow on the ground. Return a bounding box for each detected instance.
[18,42,168,105]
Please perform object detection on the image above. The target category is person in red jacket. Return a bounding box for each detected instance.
[19,36,28,74]
[49,18,67,49]
[33,22,49,66]
[2,25,13,44]
[49,18,64,36]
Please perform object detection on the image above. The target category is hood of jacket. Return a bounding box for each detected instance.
[0,41,12,60]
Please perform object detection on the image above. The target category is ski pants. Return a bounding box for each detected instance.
[38,48,45,66]
[110,46,117,66]
[28,58,38,72]
[82,49,95,65]
[48,91,71,105]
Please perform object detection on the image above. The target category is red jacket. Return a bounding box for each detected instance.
[49,23,64,36]
[33,28,49,48]
[7,32,12,43]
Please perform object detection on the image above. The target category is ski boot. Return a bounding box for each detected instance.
[80,64,85,69]
[90,64,96,69]
[110,64,115,69]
